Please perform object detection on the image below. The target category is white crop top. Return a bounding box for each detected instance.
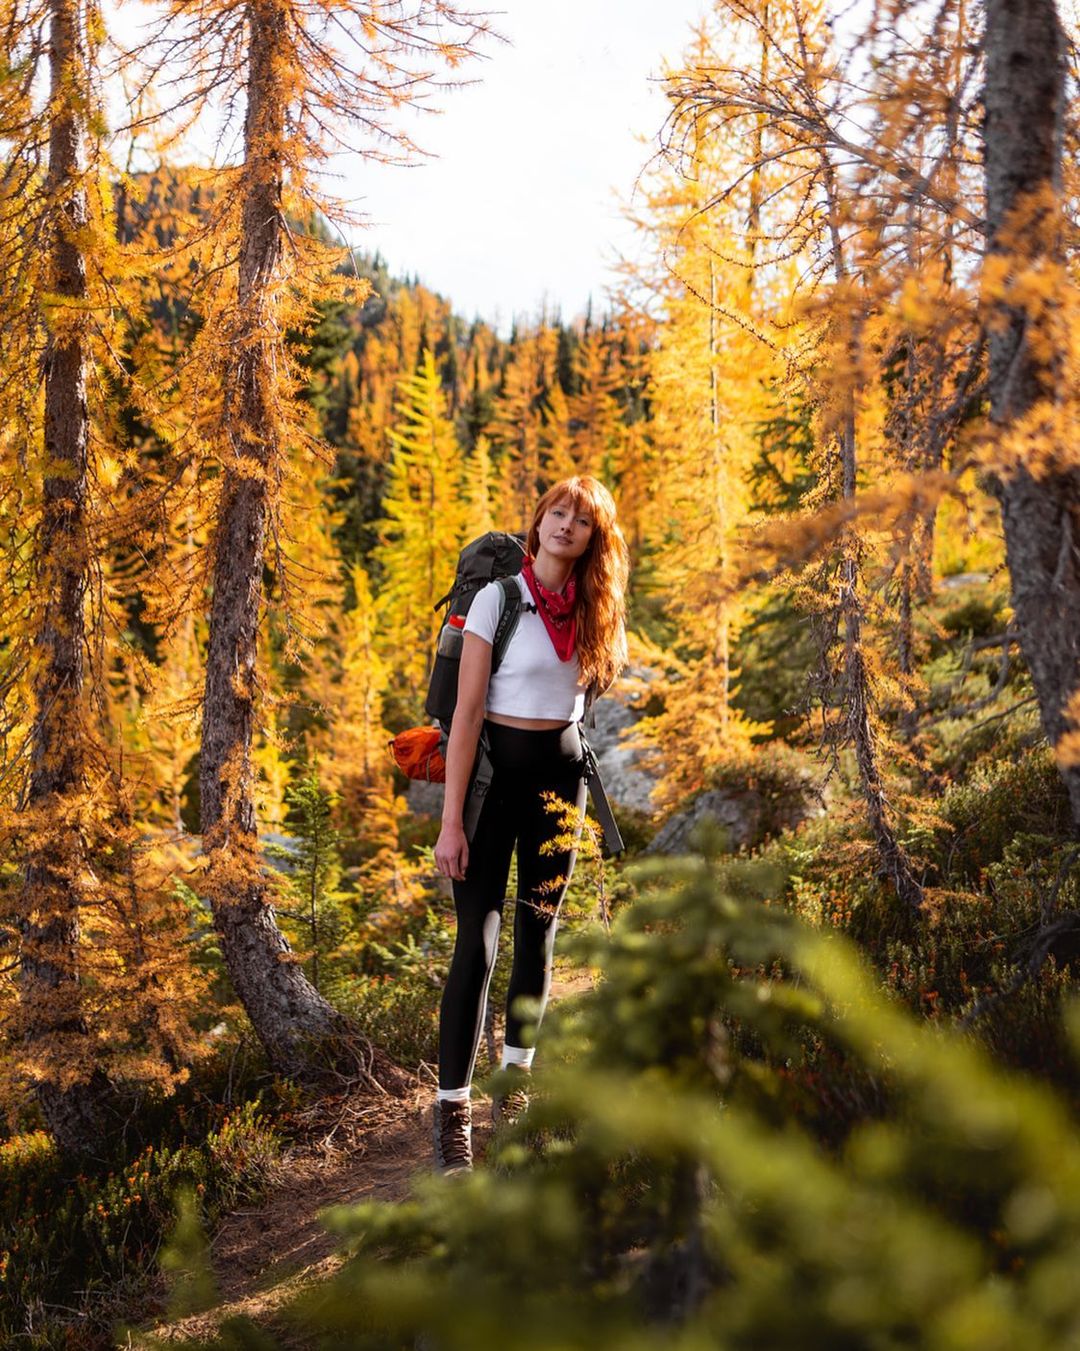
[463,573,589,721]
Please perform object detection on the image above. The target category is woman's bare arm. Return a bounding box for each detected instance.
[434,633,492,879]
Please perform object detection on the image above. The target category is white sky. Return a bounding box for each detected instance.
[108,0,707,330]
[334,0,708,330]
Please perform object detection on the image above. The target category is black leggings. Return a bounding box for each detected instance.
[438,720,587,1090]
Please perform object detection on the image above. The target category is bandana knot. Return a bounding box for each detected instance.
[521,560,577,662]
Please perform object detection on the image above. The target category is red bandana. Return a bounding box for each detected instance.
[521,560,577,662]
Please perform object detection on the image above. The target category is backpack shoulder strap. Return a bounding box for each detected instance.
[583,678,600,728]
[490,576,522,674]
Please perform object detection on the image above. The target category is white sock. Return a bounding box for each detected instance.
[437,1086,471,1103]
[501,1045,535,1070]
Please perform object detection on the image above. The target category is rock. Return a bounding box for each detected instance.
[584,694,658,814]
[647,788,768,855]
[939,572,991,589]
[647,758,822,856]
[406,777,445,818]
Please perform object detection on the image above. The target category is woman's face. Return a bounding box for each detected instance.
[536,496,595,564]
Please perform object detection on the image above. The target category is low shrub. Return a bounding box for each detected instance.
[933,747,1072,886]
[651,743,821,857]
[775,766,1080,1093]
[937,588,1009,642]
[334,904,455,1072]
[223,850,1080,1351]
[922,687,1043,783]
[338,968,443,1074]
[0,1101,277,1348]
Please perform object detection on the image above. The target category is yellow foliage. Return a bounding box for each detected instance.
[374,350,472,711]
[626,42,794,804]
[1056,689,1080,770]
[306,561,399,856]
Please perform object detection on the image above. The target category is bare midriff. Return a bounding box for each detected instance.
[485,712,572,731]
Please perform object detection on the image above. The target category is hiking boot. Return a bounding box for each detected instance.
[433,1098,473,1174]
[491,1066,530,1130]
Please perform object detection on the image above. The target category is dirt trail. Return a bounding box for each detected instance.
[135,965,595,1347]
[138,1084,459,1346]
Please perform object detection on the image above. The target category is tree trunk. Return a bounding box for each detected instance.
[199,0,374,1078]
[18,0,116,1155]
[983,0,1080,828]
[838,413,924,912]
[707,257,731,733]
[821,155,923,910]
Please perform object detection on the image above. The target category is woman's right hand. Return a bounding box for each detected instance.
[435,821,469,881]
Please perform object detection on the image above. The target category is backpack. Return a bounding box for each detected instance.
[388,531,525,784]
[424,531,528,726]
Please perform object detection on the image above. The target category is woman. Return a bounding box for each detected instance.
[432,475,629,1173]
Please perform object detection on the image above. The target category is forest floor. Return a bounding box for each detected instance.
[133,963,596,1349]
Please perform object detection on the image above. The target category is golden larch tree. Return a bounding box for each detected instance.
[138,0,495,1077]
[0,0,209,1150]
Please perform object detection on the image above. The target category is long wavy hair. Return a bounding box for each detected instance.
[526,476,630,692]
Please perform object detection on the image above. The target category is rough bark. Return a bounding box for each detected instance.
[838,416,924,912]
[18,0,117,1155]
[984,0,1080,828]
[199,0,389,1082]
[822,156,923,911]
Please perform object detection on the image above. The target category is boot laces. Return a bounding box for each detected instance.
[495,1082,530,1127]
[437,1100,472,1166]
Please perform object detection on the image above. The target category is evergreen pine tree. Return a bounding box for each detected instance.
[375,350,470,711]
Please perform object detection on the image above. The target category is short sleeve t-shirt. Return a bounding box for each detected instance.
[463,573,588,722]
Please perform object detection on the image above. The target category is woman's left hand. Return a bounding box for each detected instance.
[434,820,470,881]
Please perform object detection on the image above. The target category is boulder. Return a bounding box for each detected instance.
[939,571,991,590]
[648,756,822,856]
[585,693,657,814]
[406,777,445,819]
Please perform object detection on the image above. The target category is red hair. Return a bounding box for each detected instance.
[526,476,629,692]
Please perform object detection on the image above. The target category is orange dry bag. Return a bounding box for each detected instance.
[388,726,446,783]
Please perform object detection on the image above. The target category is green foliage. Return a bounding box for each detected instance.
[771,747,1078,1082]
[937,589,1010,642]
[922,690,1044,785]
[731,589,818,738]
[159,1187,217,1321]
[934,747,1072,886]
[747,385,818,514]
[334,906,454,1071]
[187,850,1080,1351]
[267,771,467,1070]
[271,769,357,999]
[0,1102,276,1347]
[703,741,818,824]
